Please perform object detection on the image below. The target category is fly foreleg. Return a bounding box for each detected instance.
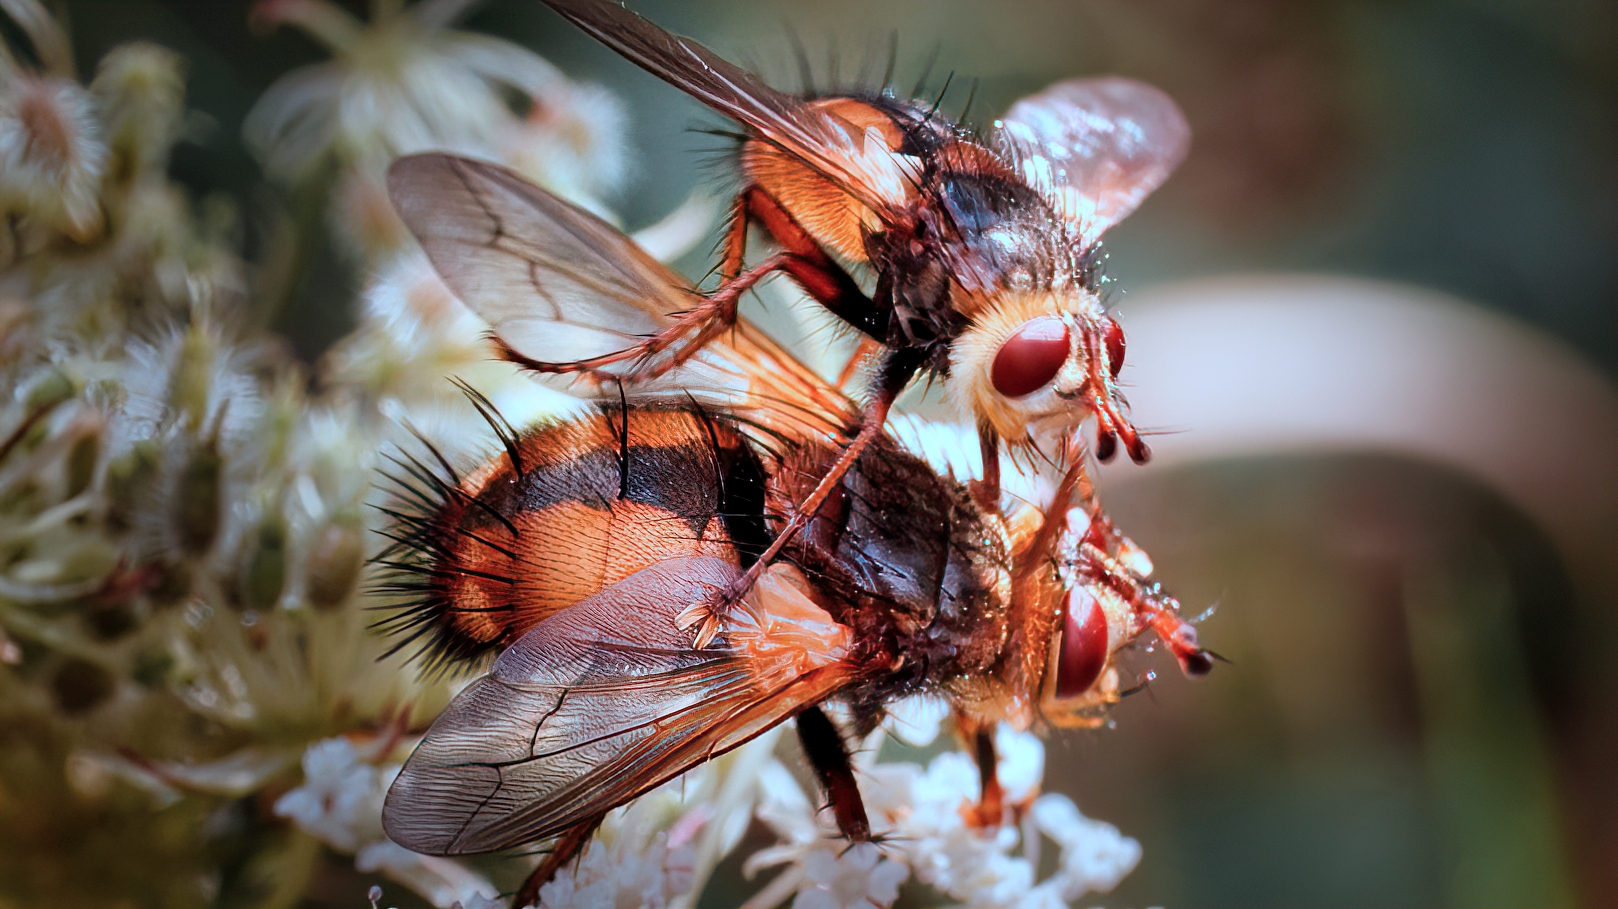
[796,705,872,841]
[513,812,605,909]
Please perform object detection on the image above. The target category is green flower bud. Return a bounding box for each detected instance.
[130,646,175,689]
[241,513,288,612]
[175,436,223,556]
[168,326,216,433]
[24,367,77,412]
[104,438,162,531]
[306,518,364,610]
[91,43,186,181]
[57,541,119,588]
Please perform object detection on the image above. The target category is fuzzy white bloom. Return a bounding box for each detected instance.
[0,74,107,241]
[746,761,911,909]
[245,0,555,179]
[881,694,951,747]
[356,840,502,909]
[322,252,584,445]
[274,736,396,853]
[1027,794,1142,901]
[531,774,709,909]
[495,79,628,213]
[278,737,501,909]
[747,719,1140,909]
[244,0,628,255]
[794,843,910,909]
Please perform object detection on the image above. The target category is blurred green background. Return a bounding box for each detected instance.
[56,1,1616,907]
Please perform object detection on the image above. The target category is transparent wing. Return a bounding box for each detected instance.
[387,153,856,442]
[382,556,857,854]
[389,153,683,368]
[540,0,913,216]
[996,76,1190,247]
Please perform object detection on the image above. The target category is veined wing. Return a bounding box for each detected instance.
[540,0,914,217]
[387,153,856,442]
[382,556,859,854]
[996,76,1190,248]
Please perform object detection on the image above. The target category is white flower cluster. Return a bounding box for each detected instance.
[747,701,1141,909]
[277,736,504,909]
[282,702,1139,909]
[532,798,699,909]
[246,0,629,258]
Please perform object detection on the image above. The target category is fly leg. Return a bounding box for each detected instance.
[495,251,787,382]
[513,812,605,909]
[677,348,924,647]
[497,185,886,384]
[968,424,1001,513]
[956,715,1005,829]
[736,187,888,341]
[796,705,871,841]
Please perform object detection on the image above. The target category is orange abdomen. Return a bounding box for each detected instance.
[378,406,768,668]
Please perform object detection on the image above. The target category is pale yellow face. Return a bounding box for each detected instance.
[945,289,1130,453]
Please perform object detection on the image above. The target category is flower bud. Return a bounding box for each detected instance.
[24,366,77,411]
[104,438,161,531]
[174,436,223,556]
[90,43,186,180]
[306,518,364,611]
[130,646,175,688]
[168,326,216,433]
[241,513,288,612]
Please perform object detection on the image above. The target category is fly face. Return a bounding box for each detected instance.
[946,288,1146,463]
[1033,507,1212,730]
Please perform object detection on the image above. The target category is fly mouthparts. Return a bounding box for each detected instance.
[1177,648,1216,678]
[1094,428,1150,465]
[1095,430,1117,463]
[1159,620,1216,678]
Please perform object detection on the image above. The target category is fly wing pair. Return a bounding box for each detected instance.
[383,155,877,856]
[383,556,857,854]
[386,153,855,445]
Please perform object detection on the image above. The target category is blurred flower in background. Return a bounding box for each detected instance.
[1,0,1614,908]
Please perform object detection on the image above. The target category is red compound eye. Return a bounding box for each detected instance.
[1103,317,1126,378]
[990,317,1070,398]
[1055,587,1110,698]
